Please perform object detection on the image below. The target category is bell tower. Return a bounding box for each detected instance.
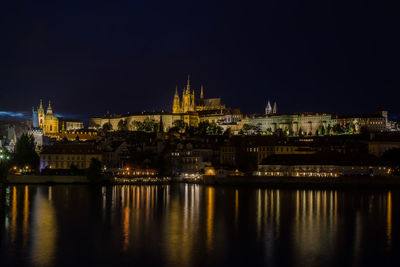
[38,99,45,129]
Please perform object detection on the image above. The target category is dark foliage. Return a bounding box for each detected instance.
[13,133,39,171]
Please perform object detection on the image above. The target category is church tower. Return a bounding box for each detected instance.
[182,75,194,113]
[273,102,277,114]
[32,107,39,128]
[38,99,45,129]
[172,86,181,114]
[265,100,272,115]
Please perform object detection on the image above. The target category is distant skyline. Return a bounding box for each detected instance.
[1,0,399,120]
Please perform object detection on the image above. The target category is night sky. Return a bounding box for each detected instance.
[0,0,399,122]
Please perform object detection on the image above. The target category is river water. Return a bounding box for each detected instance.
[0,184,398,266]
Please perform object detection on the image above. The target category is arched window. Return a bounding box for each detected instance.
[50,125,52,131]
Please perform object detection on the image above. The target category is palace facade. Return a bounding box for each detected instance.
[244,103,390,136]
[90,76,239,131]
[89,76,393,135]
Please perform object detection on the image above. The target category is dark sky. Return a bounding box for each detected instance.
[0,0,399,121]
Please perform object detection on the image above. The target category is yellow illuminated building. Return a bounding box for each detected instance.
[172,75,226,114]
[38,99,59,137]
[90,76,230,131]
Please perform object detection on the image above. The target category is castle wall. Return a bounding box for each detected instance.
[248,113,333,135]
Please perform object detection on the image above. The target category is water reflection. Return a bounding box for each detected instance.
[31,187,57,266]
[0,185,398,266]
[387,191,392,251]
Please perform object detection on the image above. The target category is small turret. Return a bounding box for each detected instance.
[273,102,277,114]
[200,85,204,99]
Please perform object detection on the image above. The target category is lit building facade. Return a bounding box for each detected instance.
[90,76,236,131]
[37,100,59,137]
[40,143,102,171]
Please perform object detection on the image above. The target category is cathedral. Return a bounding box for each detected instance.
[172,75,226,114]
[90,76,236,131]
[32,100,59,137]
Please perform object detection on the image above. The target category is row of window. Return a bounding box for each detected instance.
[247,147,296,153]
[46,161,87,169]
[42,155,87,160]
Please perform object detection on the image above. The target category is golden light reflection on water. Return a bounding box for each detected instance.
[293,190,338,266]
[2,185,398,266]
[31,188,57,267]
[23,186,29,249]
[11,186,17,244]
[206,186,215,252]
[235,189,239,233]
[387,191,392,251]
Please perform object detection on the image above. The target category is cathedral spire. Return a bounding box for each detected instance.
[200,85,204,99]
[174,85,179,97]
[186,74,191,93]
[273,102,277,114]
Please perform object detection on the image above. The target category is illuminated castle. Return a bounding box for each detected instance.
[172,75,226,114]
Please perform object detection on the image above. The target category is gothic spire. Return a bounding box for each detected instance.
[174,85,179,97]
[200,85,204,99]
[273,102,277,114]
[186,74,191,93]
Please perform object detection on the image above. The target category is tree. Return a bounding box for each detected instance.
[13,133,39,170]
[298,127,304,137]
[173,120,186,133]
[86,158,103,183]
[223,127,231,136]
[133,118,159,132]
[0,147,12,181]
[117,119,128,131]
[102,122,113,131]
[241,124,256,135]
[264,127,272,135]
[254,123,262,135]
[206,122,223,135]
[275,128,284,137]
[332,124,343,134]
[326,124,332,135]
[197,121,210,136]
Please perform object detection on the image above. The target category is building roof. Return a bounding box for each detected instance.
[41,143,101,155]
[260,152,385,166]
[60,118,83,123]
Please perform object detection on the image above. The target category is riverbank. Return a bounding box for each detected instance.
[6,174,88,184]
[200,175,400,188]
[3,174,400,189]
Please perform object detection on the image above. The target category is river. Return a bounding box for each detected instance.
[0,184,398,266]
